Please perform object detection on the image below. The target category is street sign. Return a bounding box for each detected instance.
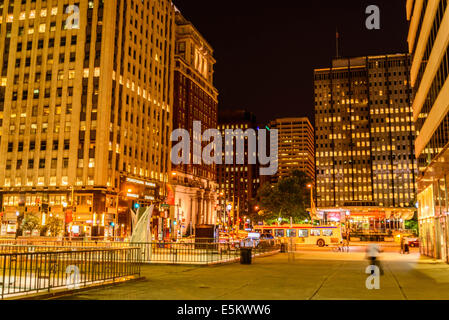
[161,204,170,208]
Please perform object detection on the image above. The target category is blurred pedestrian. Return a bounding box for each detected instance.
[366,243,383,275]
[404,241,410,254]
[345,229,351,251]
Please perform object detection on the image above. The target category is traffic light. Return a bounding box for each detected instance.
[110,222,115,227]
[134,203,140,210]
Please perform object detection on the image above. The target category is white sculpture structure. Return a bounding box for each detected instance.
[130,205,154,243]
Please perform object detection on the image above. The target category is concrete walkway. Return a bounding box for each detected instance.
[57,248,449,300]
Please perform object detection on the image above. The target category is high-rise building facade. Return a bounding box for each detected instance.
[171,11,219,236]
[268,117,314,183]
[0,0,175,237]
[407,0,449,260]
[217,109,260,229]
[314,54,417,233]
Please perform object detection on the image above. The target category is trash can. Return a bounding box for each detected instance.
[280,243,287,253]
[240,248,253,264]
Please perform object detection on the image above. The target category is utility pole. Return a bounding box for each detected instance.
[336,29,340,58]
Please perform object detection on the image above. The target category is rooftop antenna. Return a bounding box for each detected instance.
[336,29,340,58]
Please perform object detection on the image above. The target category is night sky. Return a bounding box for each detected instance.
[171,0,409,126]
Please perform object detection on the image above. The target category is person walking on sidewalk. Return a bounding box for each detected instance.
[366,243,384,275]
[404,240,410,254]
[344,229,351,252]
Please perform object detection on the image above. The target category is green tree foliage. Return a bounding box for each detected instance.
[21,213,41,234]
[256,170,311,223]
[46,216,64,237]
[405,211,419,235]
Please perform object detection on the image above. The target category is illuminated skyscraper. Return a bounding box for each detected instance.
[268,117,314,183]
[217,109,260,228]
[0,0,176,237]
[314,54,417,232]
[171,11,219,235]
[407,0,449,259]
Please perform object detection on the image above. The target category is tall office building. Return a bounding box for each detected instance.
[171,11,219,236]
[217,109,260,229]
[407,0,449,260]
[314,54,417,233]
[268,117,314,183]
[0,0,176,237]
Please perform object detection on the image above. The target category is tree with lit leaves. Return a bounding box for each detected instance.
[256,170,311,224]
[21,213,41,236]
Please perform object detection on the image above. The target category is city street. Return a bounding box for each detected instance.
[57,245,449,300]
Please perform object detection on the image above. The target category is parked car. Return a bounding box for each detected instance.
[406,237,420,248]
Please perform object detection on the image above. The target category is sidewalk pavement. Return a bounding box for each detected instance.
[57,248,449,300]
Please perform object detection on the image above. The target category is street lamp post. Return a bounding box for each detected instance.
[62,201,68,239]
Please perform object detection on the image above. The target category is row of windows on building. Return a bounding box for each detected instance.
[314,70,409,81]
[4,176,71,187]
[317,153,415,160]
[413,0,448,91]
[3,194,70,207]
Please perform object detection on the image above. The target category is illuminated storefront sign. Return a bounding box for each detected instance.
[126,178,157,188]
[327,212,341,222]
[7,224,16,234]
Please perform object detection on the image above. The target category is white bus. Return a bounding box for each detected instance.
[254,224,342,247]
